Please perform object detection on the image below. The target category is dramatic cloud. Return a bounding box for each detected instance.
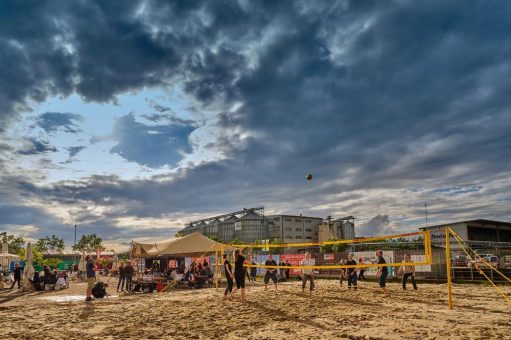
[34,112,84,134]
[18,137,57,155]
[1,1,510,248]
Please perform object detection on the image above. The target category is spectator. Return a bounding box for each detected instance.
[125,262,134,291]
[117,263,126,292]
[358,258,366,281]
[85,255,96,302]
[10,263,22,289]
[285,260,291,281]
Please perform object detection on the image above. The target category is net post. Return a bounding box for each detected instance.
[446,226,453,309]
[215,244,219,290]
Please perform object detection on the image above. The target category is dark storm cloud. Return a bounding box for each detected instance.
[110,114,195,167]
[1,0,511,241]
[18,137,57,155]
[34,112,84,134]
[65,145,86,158]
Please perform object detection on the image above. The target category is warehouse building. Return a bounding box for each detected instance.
[419,219,511,246]
[268,214,324,243]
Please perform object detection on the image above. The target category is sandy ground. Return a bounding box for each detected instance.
[0,277,510,340]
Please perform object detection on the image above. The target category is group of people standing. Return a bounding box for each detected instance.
[116,262,135,292]
[222,249,418,299]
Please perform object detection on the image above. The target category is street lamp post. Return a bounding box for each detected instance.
[74,225,78,246]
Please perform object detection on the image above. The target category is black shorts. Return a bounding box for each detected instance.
[379,271,388,288]
[235,273,245,289]
[264,271,278,284]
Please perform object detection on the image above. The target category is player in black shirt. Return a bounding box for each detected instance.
[223,254,234,298]
[229,249,248,300]
[376,250,389,296]
[264,254,278,291]
[346,253,357,290]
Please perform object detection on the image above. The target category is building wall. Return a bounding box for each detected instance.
[270,215,322,243]
[318,221,356,242]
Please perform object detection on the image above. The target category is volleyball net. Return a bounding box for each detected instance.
[222,230,432,273]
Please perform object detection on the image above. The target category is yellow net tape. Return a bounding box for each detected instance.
[448,227,511,305]
[223,230,432,270]
[229,230,427,249]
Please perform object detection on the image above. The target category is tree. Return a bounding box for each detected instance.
[230,237,243,245]
[18,248,44,263]
[47,235,65,254]
[34,238,48,253]
[0,232,25,254]
[269,238,283,254]
[320,239,348,253]
[34,235,65,254]
[207,235,221,243]
[72,234,103,254]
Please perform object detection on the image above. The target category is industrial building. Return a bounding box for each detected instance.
[178,207,273,244]
[419,219,511,246]
[317,216,356,242]
[268,214,324,243]
[178,208,356,245]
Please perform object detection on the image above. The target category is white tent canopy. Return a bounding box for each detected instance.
[131,232,235,258]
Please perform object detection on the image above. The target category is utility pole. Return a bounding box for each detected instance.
[425,204,428,228]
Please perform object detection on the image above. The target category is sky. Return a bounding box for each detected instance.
[0,0,510,251]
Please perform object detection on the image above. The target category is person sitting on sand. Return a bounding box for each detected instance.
[399,254,417,290]
[301,252,315,295]
[55,272,68,290]
[92,281,108,299]
[229,249,248,300]
[376,250,389,296]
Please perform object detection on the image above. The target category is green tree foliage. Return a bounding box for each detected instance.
[207,235,221,243]
[34,235,65,254]
[34,238,48,253]
[39,258,62,270]
[18,248,44,262]
[0,232,25,254]
[320,239,348,253]
[117,251,130,261]
[72,234,103,254]
[230,237,242,245]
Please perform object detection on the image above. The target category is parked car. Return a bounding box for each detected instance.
[451,255,468,267]
[500,255,511,269]
[467,254,500,269]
